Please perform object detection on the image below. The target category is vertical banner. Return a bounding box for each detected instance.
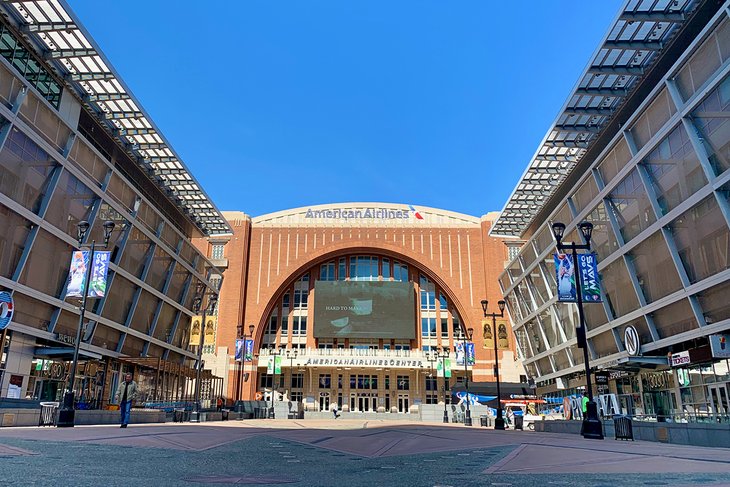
[67,251,111,298]
[497,321,510,350]
[555,252,602,303]
[234,339,244,361]
[436,359,453,378]
[88,251,111,297]
[466,342,475,365]
[244,339,254,362]
[481,319,494,349]
[577,253,602,303]
[554,253,576,302]
[190,316,203,346]
[267,356,282,374]
[455,342,465,365]
[203,316,217,345]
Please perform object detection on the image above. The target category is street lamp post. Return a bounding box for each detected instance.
[438,347,450,423]
[481,299,506,430]
[57,220,115,428]
[286,348,298,400]
[268,346,283,418]
[190,283,218,423]
[552,221,604,440]
[462,326,474,426]
[236,324,255,404]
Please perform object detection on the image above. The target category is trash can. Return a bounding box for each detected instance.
[39,402,59,427]
[514,415,524,430]
[479,415,490,427]
[613,415,634,440]
[221,409,229,421]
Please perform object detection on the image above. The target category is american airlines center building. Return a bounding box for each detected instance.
[195,203,524,414]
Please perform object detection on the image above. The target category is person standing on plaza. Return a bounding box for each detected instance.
[332,402,339,419]
[114,373,138,428]
[581,392,589,419]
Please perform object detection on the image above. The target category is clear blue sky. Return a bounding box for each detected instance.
[70,0,623,218]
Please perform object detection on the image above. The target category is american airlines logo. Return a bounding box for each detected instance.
[304,205,424,221]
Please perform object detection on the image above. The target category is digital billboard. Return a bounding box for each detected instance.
[313,281,415,339]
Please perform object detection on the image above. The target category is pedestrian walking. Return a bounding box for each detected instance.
[332,402,339,419]
[114,373,138,428]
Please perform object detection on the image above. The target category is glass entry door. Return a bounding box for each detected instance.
[397,394,409,413]
[708,383,729,422]
[319,393,330,412]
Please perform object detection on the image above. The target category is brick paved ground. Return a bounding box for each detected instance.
[0,419,729,486]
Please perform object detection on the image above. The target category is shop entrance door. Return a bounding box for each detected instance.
[358,396,370,412]
[350,393,357,412]
[397,394,409,413]
[708,383,729,421]
[319,393,330,412]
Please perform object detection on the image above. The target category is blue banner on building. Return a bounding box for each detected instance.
[455,342,475,366]
[67,251,111,298]
[554,252,601,303]
[244,339,254,362]
[234,339,244,361]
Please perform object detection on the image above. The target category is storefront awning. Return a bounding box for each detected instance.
[34,347,103,361]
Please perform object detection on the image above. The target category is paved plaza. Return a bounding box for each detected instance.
[0,420,729,486]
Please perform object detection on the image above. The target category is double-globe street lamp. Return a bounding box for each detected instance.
[438,347,450,423]
[268,346,284,418]
[236,323,255,405]
[191,283,218,423]
[461,326,474,426]
[552,221,603,440]
[481,299,506,430]
[58,220,116,428]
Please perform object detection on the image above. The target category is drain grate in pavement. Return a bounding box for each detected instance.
[184,475,298,484]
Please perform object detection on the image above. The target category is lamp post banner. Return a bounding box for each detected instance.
[244,339,254,362]
[436,358,452,378]
[577,253,602,303]
[554,253,576,302]
[555,252,602,303]
[0,291,13,331]
[234,339,244,361]
[66,251,111,298]
[267,356,281,374]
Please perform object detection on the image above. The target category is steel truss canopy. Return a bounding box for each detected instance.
[1,0,232,236]
[490,0,699,238]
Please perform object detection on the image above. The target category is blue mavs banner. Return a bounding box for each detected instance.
[244,339,254,362]
[578,253,602,303]
[554,252,601,303]
[67,251,112,298]
[234,339,244,361]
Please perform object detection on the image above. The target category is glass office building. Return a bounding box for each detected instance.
[0,1,229,409]
[493,0,730,421]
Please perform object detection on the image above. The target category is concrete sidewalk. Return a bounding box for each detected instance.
[0,421,729,486]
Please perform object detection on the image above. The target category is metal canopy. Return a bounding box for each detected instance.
[490,0,699,238]
[1,0,232,236]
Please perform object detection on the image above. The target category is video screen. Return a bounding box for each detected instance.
[313,281,416,339]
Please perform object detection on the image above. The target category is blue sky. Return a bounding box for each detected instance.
[71,0,623,218]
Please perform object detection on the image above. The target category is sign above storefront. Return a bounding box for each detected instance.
[624,325,640,356]
[670,351,690,367]
[303,357,427,369]
[709,334,730,359]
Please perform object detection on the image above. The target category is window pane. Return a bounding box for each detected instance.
[597,139,632,186]
[601,258,640,318]
[671,195,730,284]
[652,299,698,339]
[692,75,730,176]
[628,231,683,303]
[607,168,656,242]
[643,125,706,214]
